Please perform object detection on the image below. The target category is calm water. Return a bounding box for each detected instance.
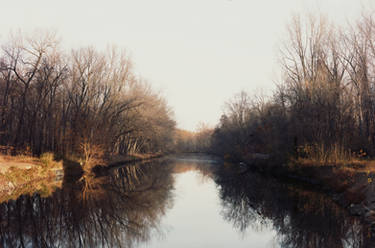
[0,154,370,247]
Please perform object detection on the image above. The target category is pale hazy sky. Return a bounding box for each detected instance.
[0,0,372,130]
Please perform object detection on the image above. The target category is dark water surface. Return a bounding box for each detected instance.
[0,154,370,247]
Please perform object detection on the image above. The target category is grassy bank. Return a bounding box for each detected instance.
[0,153,63,202]
[0,151,164,203]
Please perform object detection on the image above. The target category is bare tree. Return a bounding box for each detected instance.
[0,31,176,164]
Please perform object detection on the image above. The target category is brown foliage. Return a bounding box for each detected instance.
[0,31,176,169]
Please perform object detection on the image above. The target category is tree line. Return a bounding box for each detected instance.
[173,123,213,153]
[211,13,375,163]
[0,31,176,159]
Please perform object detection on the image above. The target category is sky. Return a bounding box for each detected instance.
[0,0,372,131]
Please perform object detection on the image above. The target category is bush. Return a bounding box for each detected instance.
[80,142,104,174]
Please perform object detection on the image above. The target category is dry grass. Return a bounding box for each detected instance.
[285,150,375,197]
[0,152,63,202]
[293,155,375,176]
[295,143,363,165]
[0,154,39,164]
[0,172,62,203]
[0,152,62,169]
[39,152,62,168]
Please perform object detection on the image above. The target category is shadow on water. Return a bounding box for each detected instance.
[213,165,370,247]
[0,159,174,248]
[0,154,374,247]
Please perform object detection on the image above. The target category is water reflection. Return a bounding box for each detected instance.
[0,160,174,248]
[213,165,367,247]
[0,155,372,247]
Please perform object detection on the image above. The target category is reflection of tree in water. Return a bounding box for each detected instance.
[213,166,367,248]
[169,154,217,182]
[0,160,174,248]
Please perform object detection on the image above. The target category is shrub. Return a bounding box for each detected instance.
[80,142,104,174]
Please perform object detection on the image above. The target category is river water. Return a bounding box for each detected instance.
[0,154,371,247]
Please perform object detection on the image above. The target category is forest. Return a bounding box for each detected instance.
[0,31,176,164]
[4,13,375,169]
[209,14,375,164]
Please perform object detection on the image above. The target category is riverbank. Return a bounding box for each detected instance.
[0,153,63,202]
[237,153,375,233]
[0,152,163,200]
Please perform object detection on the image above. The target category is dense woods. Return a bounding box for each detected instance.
[211,14,375,163]
[0,32,175,160]
[173,124,213,153]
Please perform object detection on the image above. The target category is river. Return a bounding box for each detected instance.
[0,154,371,247]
